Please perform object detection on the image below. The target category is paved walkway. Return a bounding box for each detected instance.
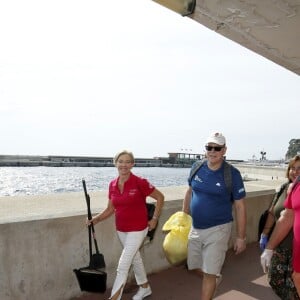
[71,242,280,300]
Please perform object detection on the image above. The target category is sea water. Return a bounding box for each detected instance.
[0,166,190,197]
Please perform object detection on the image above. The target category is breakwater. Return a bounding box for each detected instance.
[0,154,193,167]
[0,154,245,168]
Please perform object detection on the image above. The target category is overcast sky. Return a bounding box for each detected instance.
[1,0,299,161]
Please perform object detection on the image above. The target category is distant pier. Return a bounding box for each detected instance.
[0,152,247,168]
[0,154,194,168]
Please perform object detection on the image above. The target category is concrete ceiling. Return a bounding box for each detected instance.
[188,0,300,75]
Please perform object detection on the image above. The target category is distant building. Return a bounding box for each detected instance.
[167,152,205,165]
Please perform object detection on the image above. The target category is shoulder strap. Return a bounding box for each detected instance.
[223,161,232,196]
[276,182,288,200]
[267,181,288,210]
[188,160,204,182]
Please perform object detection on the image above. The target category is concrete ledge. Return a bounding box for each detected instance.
[0,180,284,300]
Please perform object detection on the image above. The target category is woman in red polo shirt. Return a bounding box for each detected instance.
[88,150,164,300]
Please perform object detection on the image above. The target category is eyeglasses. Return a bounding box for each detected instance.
[205,145,224,152]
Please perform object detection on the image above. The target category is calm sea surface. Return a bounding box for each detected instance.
[0,167,190,197]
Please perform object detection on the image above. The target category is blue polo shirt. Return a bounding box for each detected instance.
[189,161,246,229]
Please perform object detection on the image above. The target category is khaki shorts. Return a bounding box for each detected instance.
[187,222,232,275]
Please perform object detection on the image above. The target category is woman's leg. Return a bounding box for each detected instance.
[132,242,148,285]
[110,229,148,300]
[268,247,299,299]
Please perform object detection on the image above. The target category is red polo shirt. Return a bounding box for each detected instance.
[108,173,155,232]
[284,182,300,272]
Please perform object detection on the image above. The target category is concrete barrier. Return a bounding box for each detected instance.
[234,164,286,180]
[0,181,284,300]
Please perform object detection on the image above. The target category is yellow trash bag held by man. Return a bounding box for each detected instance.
[162,211,192,265]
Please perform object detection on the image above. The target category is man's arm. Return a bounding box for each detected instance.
[233,198,247,254]
[182,186,192,214]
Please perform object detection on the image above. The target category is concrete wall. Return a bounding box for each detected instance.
[0,183,280,300]
[234,164,286,180]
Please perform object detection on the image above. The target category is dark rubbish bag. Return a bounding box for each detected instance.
[147,202,157,241]
[73,267,107,293]
[73,179,107,293]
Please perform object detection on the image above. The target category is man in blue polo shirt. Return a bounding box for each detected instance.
[183,132,247,300]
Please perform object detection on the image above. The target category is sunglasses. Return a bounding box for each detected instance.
[205,145,224,152]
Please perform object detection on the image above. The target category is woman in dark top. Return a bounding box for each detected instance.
[260,155,300,299]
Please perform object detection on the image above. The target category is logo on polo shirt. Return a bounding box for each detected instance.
[129,189,138,196]
[194,175,203,183]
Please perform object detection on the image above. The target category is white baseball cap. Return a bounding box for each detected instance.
[206,132,226,146]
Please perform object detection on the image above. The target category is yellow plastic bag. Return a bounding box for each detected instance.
[162,211,192,265]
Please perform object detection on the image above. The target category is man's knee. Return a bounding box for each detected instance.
[189,268,203,277]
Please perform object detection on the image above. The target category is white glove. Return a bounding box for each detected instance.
[260,249,273,273]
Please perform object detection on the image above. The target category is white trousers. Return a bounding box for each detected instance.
[110,228,148,300]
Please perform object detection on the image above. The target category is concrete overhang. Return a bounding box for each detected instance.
[154,0,300,76]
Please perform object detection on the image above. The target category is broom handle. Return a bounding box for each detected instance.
[88,219,93,262]
[83,179,100,254]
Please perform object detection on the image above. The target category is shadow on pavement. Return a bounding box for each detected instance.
[71,242,279,300]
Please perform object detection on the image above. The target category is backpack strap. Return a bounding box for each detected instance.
[188,160,204,182]
[223,161,232,197]
[275,182,289,203]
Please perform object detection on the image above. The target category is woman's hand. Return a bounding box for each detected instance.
[261,249,274,273]
[85,202,114,227]
[148,218,158,231]
[259,234,269,251]
[86,216,95,227]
